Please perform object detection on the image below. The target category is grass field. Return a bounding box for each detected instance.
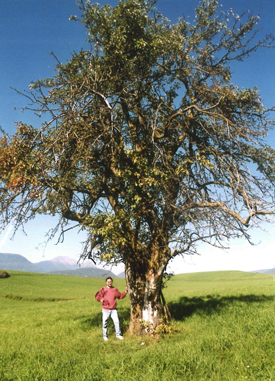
[1,270,275,380]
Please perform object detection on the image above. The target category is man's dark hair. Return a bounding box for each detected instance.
[106,276,113,282]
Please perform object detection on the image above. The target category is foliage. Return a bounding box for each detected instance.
[1,0,275,331]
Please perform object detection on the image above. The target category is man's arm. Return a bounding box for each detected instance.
[115,287,128,300]
[95,288,104,302]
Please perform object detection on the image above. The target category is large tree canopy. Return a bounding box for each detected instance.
[1,0,275,334]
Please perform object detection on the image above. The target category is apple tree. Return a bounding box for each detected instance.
[1,0,275,334]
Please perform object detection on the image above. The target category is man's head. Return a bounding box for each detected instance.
[106,277,113,287]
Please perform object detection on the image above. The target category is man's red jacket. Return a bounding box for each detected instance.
[95,286,127,310]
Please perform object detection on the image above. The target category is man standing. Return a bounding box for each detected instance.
[95,276,128,341]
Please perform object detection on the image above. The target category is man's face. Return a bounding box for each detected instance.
[106,278,113,287]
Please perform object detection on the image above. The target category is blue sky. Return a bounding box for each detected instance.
[0,0,275,274]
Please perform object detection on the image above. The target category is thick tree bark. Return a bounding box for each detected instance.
[125,260,167,335]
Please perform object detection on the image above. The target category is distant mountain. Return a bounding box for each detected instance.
[117,271,125,278]
[0,253,37,273]
[51,267,117,278]
[0,253,123,278]
[49,256,79,266]
[252,268,275,275]
[30,255,95,273]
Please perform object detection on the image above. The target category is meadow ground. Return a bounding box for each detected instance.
[1,270,275,380]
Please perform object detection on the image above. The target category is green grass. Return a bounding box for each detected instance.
[1,270,275,380]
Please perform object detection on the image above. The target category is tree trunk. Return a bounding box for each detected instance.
[125,262,166,335]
